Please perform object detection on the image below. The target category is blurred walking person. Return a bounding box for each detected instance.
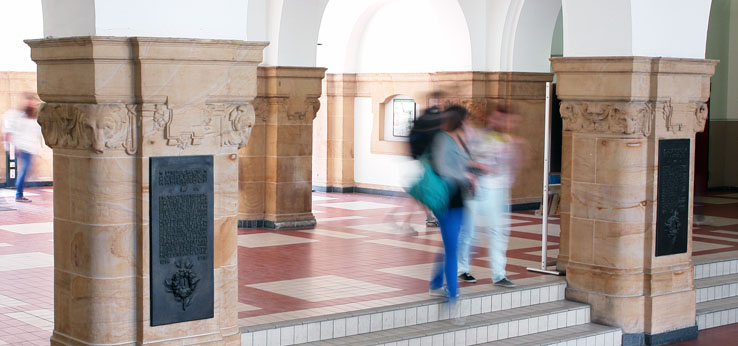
[2,93,42,203]
[458,106,524,288]
[426,105,474,305]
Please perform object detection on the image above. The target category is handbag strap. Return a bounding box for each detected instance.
[455,133,474,160]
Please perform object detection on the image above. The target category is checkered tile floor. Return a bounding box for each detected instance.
[0,187,735,344]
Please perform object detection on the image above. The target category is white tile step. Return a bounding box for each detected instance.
[695,273,738,303]
[696,295,738,330]
[480,323,622,346]
[286,301,590,346]
[241,280,567,341]
[694,258,738,280]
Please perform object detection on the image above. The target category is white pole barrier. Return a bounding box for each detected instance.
[528,82,562,276]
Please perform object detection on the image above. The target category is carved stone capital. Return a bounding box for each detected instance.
[251,97,268,123]
[694,102,708,133]
[38,103,137,154]
[559,101,655,137]
[220,103,255,148]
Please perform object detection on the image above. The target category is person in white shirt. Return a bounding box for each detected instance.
[2,93,43,203]
[457,106,525,288]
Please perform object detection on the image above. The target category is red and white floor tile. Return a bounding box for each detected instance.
[0,188,736,344]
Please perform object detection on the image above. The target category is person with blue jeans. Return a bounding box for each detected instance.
[457,106,524,288]
[427,105,474,304]
[2,93,42,203]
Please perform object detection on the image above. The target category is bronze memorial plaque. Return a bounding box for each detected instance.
[150,156,214,326]
[656,139,690,257]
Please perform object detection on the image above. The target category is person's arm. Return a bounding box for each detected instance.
[431,133,470,190]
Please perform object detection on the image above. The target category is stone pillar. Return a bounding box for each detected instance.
[27,37,266,345]
[557,131,572,272]
[552,57,716,345]
[313,74,356,192]
[238,66,326,229]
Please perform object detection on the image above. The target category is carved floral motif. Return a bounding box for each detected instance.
[559,101,655,136]
[38,103,137,154]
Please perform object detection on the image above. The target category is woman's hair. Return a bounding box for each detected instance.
[442,105,468,132]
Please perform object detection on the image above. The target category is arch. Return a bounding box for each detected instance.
[456,0,561,72]
[318,0,473,73]
[508,0,562,72]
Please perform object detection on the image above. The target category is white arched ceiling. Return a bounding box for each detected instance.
[508,0,562,71]
[456,0,561,73]
[562,0,712,58]
[247,0,329,67]
[43,0,248,40]
[317,0,402,73]
[318,0,473,73]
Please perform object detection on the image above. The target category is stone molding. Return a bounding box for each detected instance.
[38,103,138,154]
[559,101,656,137]
[40,101,256,154]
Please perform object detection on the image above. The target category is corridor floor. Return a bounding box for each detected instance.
[0,188,735,344]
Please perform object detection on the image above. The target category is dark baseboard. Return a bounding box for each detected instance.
[312,185,355,193]
[623,325,698,346]
[238,218,316,230]
[1,181,53,189]
[354,187,406,197]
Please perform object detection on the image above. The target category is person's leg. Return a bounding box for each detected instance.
[457,198,476,277]
[488,188,511,282]
[429,210,447,290]
[439,207,462,300]
[15,151,31,200]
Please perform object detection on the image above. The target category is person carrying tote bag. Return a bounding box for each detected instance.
[424,105,474,316]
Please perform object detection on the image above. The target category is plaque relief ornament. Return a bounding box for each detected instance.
[221,104,255,148]
[164,261,200,311]
[38,103,138,154]
[664,210,681,248]
[559,101,655,136]
[694,102,709,133]
[660,100,683,133]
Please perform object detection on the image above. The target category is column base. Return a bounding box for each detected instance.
[623,326,698,346]
[239,214,317,230]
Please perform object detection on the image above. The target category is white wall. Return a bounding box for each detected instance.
[630,0,711,59]
[1,0,43,71]
[319,0,472,73]
[42,0,248,40]
[562,0,633,57]
[354,97,418,188]
[562,0,712,59]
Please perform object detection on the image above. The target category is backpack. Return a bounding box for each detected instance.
[408,106,443,159]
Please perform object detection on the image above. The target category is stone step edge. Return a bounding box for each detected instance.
[240,281,567,334]
[695,274,738,304]
[480,323,622,346]
[289,301,590,346]
[694,258,738,280]
[697,296,738,330]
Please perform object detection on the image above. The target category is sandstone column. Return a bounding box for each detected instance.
[28,37,266,345]
[313,74,356,192]
[553,57,716,345]
[238,66,326,229]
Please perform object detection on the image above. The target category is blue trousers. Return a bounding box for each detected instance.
[15,150,32,199]
[430,207,463,301]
